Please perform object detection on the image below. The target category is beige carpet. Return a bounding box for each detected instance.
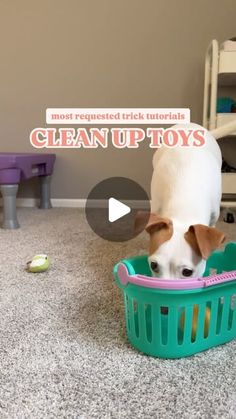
[0,208,236,419]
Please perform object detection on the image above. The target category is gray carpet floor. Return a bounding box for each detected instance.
[0,208,236,419]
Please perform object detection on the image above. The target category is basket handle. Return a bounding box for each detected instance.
[115,263,236,290]
[203,271,236,287]
[116,263,130,288]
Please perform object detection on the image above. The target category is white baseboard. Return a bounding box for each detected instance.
[0,198,149,209]
[0,198,87,208]
[0,197,235,209]
[52,199,87,208]
[221,201,236,208]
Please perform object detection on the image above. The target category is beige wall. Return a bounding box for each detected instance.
[0,0,236,199]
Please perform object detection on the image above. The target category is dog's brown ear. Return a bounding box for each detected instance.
[134,211,173,254]
[145,213,173,235]
[135,213,173,254]
[184,224,226,260]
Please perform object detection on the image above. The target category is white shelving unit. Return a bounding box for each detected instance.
[203,39,236,196]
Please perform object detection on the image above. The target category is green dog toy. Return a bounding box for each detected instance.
[27,254,50,273]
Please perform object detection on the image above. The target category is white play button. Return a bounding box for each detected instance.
[85,177,150,242]
[108,197,131,223]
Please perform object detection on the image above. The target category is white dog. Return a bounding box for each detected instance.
[138,122,229,279]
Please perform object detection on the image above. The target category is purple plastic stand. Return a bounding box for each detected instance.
[0,153,56,229]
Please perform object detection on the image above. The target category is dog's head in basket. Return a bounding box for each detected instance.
[135,212,225,279]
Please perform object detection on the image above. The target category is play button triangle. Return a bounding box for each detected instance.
[108,197,131,223]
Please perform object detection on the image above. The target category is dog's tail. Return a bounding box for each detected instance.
[210,120,236,139]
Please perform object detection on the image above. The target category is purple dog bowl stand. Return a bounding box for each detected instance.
[0,153,56,229]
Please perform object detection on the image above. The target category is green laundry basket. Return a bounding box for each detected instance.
[114,242,236,358]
